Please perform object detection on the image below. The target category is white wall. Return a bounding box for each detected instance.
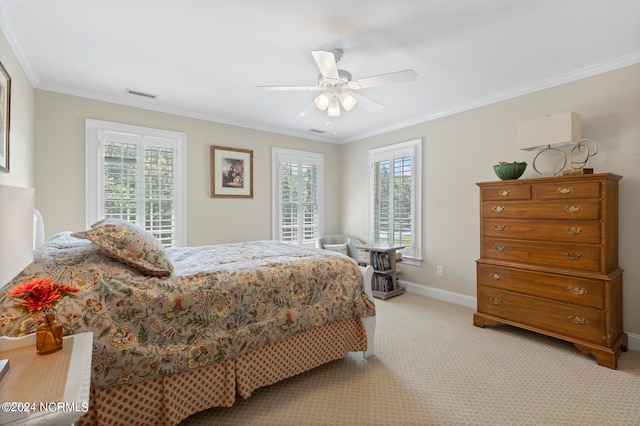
[0,27,34,188]
[341,64,640,336]
[33,90,343,247]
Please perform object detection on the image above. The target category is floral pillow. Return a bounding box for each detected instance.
[72,218,174,277]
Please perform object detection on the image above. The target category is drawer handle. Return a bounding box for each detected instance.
[568,315,587,325]
[493,245,506,252]
[492,206,506,213]
[490,297,503,305]
[489,273,502,280]
[564,205,583,214]
[557,187,573,194]
[564,252,582,260]
[498,190,510,197]
[564,226,583,235]
[567,286,587,296]
[493,224,506,231]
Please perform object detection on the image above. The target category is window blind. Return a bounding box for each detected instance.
[272,148,323,245]
[372,154,412,248]
[100,131,178,247]
[369,140,422,261]
[144,143,175,247]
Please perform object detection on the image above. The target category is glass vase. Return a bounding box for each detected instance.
[36,313,63,354]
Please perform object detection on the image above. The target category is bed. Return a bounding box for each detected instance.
[0,185,376,425]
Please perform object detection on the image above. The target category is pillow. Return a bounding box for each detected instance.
[72,219,174,277]
[323,243,348,256]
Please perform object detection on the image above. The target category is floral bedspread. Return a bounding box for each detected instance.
[0,234,375,389]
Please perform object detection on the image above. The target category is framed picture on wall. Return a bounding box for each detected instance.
[210,145,254,198]
[0,61,11,173]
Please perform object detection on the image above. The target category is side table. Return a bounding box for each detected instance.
[356,243,405,299]
[0,332,93,426]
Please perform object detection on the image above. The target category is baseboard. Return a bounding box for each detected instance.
[626,332,640,352]
[399,280,640,352]
[399,280,476,309]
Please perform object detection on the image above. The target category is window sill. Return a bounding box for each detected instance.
[400,256,423,267]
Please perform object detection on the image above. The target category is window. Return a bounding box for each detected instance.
[86,119,187,247]
[369,139,422,264]
[272,148,323,245]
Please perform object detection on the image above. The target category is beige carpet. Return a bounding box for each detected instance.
[180,294,640,425]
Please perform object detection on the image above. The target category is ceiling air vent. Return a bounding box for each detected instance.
[307,128,327,134]
[126,89,158,99]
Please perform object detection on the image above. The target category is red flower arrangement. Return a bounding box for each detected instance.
[8,277,79,313]
[8,277,80,354]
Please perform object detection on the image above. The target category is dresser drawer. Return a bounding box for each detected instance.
[482,219,601,243]
[482,238,602,272]
[477,263,604,308]
[481,184,531,201]
[533,181,601,200]
[481,200,600,220]
[477,287,606,345]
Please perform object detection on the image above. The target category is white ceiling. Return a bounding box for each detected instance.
[1,0,638,143]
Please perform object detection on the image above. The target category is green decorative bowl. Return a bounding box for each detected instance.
[493,162,527,180]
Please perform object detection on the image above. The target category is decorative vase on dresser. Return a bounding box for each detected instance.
[474,173,627,369]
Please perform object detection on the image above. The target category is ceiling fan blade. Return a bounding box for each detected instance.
[348,69,417,89]
[311,50,339,80]
[256,85,322,91]
[353,93,383,112]
[298,102,318,117]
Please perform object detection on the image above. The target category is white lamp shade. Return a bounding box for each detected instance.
[327,96,341,117]
[314,93,331,110]
[518,111,582,151]
[339,92,357,111]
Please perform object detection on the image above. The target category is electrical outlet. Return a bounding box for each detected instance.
[436,265,444,276]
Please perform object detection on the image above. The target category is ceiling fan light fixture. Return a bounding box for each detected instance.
[327,95,341,117]
[339,92,357,111]
[258,49,417,119]
[314,92,331,110]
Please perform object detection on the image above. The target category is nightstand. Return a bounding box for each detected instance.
[356,243,405,299]
[0,332,93,426]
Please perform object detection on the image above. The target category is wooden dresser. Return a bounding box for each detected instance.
[474,173,627,369]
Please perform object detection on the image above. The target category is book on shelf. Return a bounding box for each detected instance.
[382,253,391,270]
[372,274,395,292]
[372,252,391,271]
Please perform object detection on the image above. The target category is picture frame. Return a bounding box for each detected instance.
[210,145,253,198]
[0,61,11,173]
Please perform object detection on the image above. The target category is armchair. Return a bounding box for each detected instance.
[315,234,363,261]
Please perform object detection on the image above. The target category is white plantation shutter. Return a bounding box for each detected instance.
[86,120,186,247]
[272,148,323,245]
[143,139,176,246]
[280,159,300,242]
[369,139,422,262]
[301,161,320,242]
[102,135,138,222]
[392,154,413,249]
[372,158,390,243]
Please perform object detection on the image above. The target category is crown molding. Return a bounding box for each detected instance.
[345,52,640,143]
[0,6,39,87]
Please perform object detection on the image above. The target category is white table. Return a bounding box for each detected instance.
[0,332,93,426]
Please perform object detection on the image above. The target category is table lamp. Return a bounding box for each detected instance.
[518,111,582,176]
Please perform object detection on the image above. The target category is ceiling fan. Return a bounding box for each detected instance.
[256,49,417,117]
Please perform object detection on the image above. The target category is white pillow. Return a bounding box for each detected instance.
[323,243,348,256]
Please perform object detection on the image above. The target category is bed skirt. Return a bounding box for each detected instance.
[76,316,367,426]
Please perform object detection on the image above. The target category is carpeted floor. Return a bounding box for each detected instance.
[180,293,640,425]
